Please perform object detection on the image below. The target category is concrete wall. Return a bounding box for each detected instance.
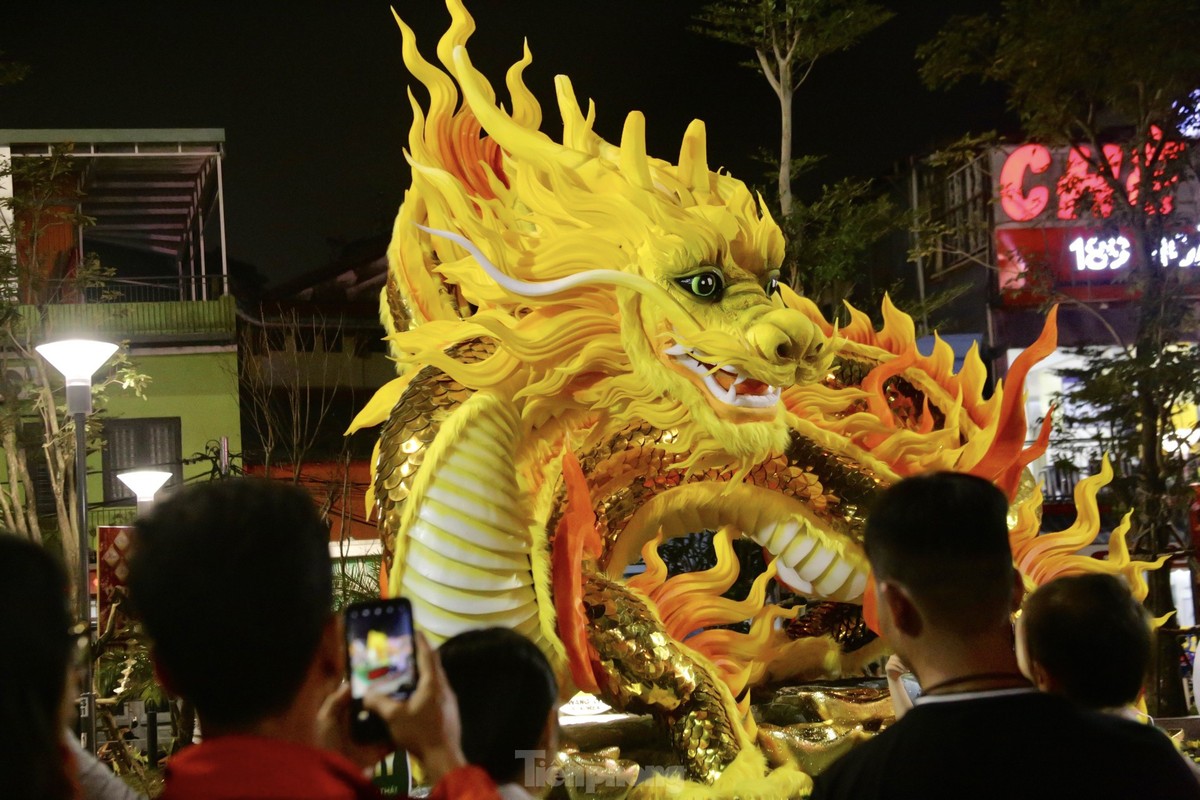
[93,346,241,503]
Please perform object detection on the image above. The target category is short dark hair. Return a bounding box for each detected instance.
[865,472,1014,632]
[1023,573,1150,708]
[0,533,74,799]
[127,479,333,729]
[439,628,557,784]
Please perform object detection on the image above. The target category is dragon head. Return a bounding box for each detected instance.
[381,3,830,468]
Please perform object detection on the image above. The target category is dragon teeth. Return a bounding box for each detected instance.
[781,532,818,567]
[795,546,838,583]
[775,559,814,595]
[668,350,781,409]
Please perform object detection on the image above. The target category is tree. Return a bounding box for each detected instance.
[692,0,901,319]
[237,309,347,482]
[237,311,381,608]
[919,0,1200,714]
[786,176,899,313]
[0,146,146,611]
[694,0,893,216]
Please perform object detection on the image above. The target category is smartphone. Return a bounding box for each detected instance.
[344,597,418,743]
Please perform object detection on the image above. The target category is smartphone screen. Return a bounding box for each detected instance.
[345,598,417,742]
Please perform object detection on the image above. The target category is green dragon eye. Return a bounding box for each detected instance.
[678,271,724,300]
[764,271,781,296]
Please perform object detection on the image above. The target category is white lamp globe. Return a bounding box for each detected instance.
[117,470,173,502]
[36,339,119,386]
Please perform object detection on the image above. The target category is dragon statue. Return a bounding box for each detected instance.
[349,2,1159,796]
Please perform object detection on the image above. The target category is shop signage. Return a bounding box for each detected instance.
[993,134,1192,226]
[989,140,1199,304]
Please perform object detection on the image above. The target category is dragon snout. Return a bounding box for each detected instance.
[747,309,826,369]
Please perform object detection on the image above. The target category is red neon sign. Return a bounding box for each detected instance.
[998,144,1051,222]
[995,132,1188,225]
[1056,144,1125,220]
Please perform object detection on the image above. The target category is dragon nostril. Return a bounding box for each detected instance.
[776,341,794,360]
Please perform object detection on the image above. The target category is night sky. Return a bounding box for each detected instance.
[3,1,1009,288]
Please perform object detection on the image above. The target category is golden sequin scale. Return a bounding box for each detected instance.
[571,424,885,563]
[582,570,742,784]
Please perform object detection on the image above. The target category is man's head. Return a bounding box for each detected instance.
[127,478,333,730]
[1017,573,1150,709]
[866,472,1019,644]
[438,628,558,786]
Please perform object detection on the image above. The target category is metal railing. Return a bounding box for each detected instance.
[12,275,237,343]
[27,274,225,305]
[89,506,137,531]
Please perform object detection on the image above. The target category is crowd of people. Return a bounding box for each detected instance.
[3,473,1199,799]
[811,473,1199,799]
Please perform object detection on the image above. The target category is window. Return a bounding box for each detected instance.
[102,417,183,503]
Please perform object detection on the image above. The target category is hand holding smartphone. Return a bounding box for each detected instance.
[344,597,419,743]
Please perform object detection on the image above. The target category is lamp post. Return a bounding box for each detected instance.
[36,338,118,754]
[117,469,172,516]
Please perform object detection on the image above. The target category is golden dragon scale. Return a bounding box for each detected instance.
[347,2,1159,795]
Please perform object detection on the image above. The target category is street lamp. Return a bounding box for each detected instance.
[36,337,118,754]
[117,469,172,516]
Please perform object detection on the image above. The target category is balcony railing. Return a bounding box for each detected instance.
[14,275,236,344]
[89,506,137,531]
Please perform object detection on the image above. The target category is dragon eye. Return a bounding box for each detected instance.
[678,271,724,300]
[764,271,781,296]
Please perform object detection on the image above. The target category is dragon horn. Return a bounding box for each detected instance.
[619,111,654,190]
[677,119,710,192]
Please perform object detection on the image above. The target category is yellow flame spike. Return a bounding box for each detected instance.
[753,197,787,269]
[451,45,587,172]
[1104,512,1165,603]
[654,530,741,624]
[1151,611,1176,628]
[841,300,875,342]
[437,0,477,79]
[929,333,956,384]
[689,604,801,693]
[386,180,464,328]
[955,380,1004,471]
[1017,458,1114,575]
[619,110,655,191]
[506,40,542,130]
[627,530,669,596]
[405,89,432,164]
[721,661,755,701]
[779,285,834,335]
[555,75,597,154]
[878,294,915,352]
[1008,458,1164,602]
[394,10,458,167]
[958,341,988,407]
[662,560,779,637]
[678,119,711,192]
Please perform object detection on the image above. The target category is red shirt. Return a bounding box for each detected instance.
[158,735,497,800]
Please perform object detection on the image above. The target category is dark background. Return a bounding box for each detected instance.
[2,1,1008,288]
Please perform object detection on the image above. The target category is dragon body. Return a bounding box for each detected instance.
[349,3,1157,794]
